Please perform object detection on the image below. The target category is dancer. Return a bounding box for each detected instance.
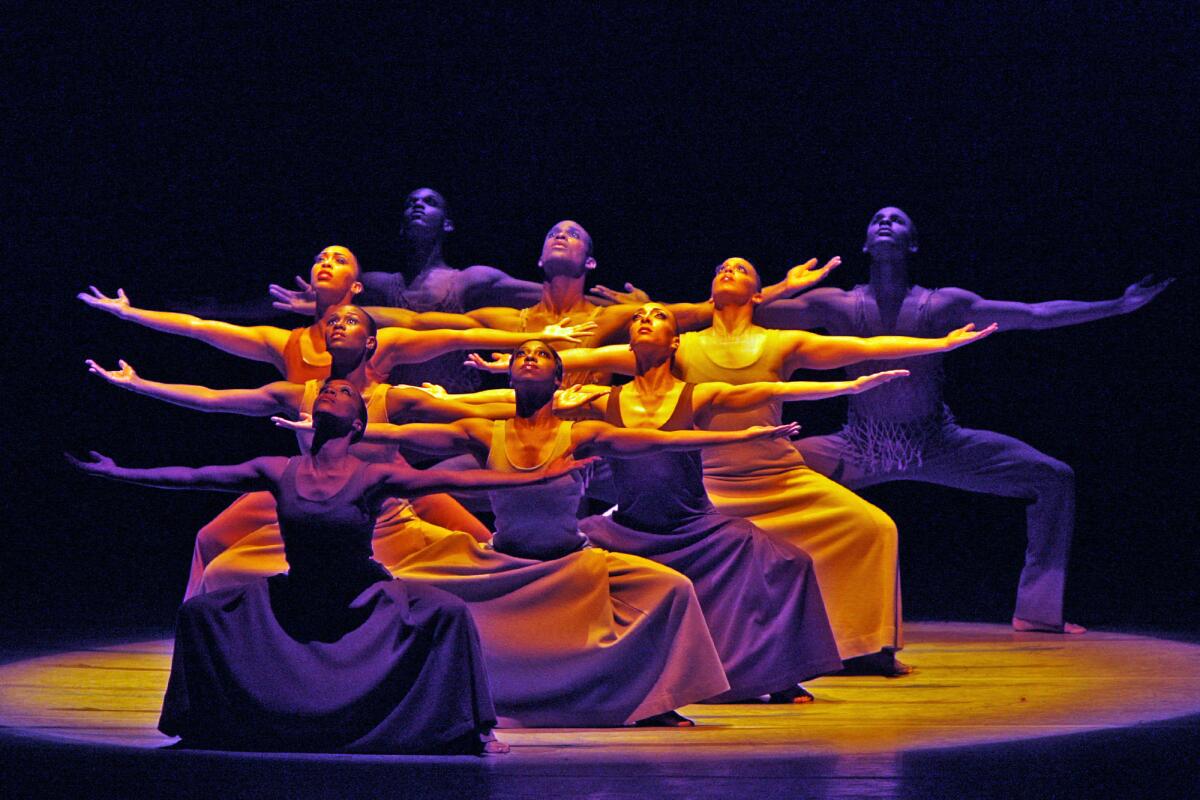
[86,304,533,596]
[355,220,837,385]
[80,256,594,545]
[572,303,909,701]
[69,379,592,754]
[281,340,806,725]
[472,262,996,673]
[755,207,1172,633]
[269,188,543,392]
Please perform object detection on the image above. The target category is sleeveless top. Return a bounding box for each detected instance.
[606,383,713,531]
[486,419,588,560]
[518,305,610,386]
[274,456,391,592]
[282,326,333,383]
[676,328,805,478]
[382,267,482,394]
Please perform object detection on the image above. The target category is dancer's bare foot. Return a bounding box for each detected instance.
[1012,617,1087,634]
[767,685,815,704]
[633,710,695,727]
[837,651,913,678]
[480,731,510,755]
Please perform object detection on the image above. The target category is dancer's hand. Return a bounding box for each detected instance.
[540,455,600,482]
[85,358,139,389]
[744,422,802,440]
[77,286,132,318]
[271,411,314,433]
[1120,274,1173,314]
[588,282,651,307]
[65,450,118,476]
[539,317,598,344]
[553,384,610,414]
[465,352,512,373]
[783,257,841,294]
[943,322,998,350]
[851,370,910,393]
[268,275,317,316]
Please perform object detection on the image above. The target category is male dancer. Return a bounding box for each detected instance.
[755,206,1172,633]
[469,262,995,673]
[269,188,544,391]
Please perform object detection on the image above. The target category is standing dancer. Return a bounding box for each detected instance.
[69,380,590,754]
[268,187,544,392]
[756,207,1172,633]
[303,340,807,725]
[573,303,909,701]
[477,263,995,673]
[86,304,581,596]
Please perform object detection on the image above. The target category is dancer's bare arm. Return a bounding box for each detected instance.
[86,359,303,416]
[781,324,998,372]
[373,318,596,375]
[696,370,910,413]
[933,276,1173,331]
[68,451,285,492]
[80,287,290,369]
[372,455,598,496]
[385,386,515,423]
[466,345,638,378]
[571,421,800,458]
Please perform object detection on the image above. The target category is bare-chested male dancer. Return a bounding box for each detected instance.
[472,261,995,674]
[755,207,1171,634]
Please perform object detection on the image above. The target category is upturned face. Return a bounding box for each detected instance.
[508,340,561,386]
[710,258,761,304]
[629,302,678,347]
[313,379,364,427]
[309,246,362,298]
[321,304,376,358]
[403,188,452,234]
[538,220,595,276]
[864,207,917,254]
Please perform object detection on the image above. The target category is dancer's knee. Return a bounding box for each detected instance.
[1033,455,1074,493]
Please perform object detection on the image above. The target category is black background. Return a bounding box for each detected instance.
[7,4,1197,636]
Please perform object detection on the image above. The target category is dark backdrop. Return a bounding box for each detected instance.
[7,4,1197,636]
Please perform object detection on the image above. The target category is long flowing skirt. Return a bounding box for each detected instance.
[581,511,841,700]
[188,504,728,727]
[160,573,496,754]
[704,465,902,660]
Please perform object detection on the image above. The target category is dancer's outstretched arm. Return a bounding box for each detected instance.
[588,257,841,311]
[571,421,800,458]
[373,455,597,496]
[936,276,1172,330]
[372,318,599,374]
[276,417,494,459]
[697,370,910,412]
[68,451,285,492]
[466,345,638,378]
[781,324,999,372]
[85,359,303,416]
[385,386,515,423]
[80,287,291,369]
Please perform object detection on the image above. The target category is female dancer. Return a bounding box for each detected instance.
[70,379,591,754]
[86,303,597,595]
[78,244,594,540]
[279,340,801,726]
[468,269,995,675]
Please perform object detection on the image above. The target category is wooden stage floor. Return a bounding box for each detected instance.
[2,622,1199,799]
